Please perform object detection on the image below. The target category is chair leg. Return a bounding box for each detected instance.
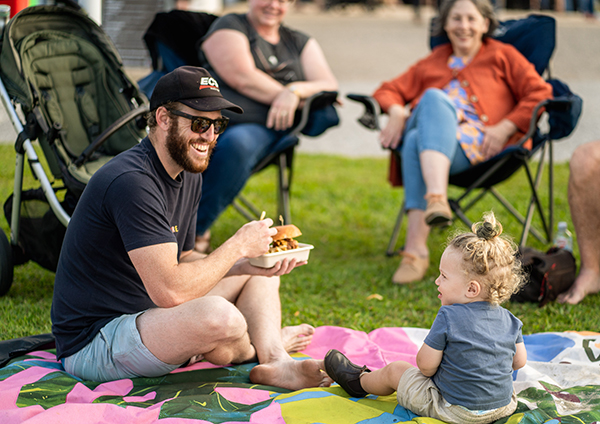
[446,137,558,247]
[448,199,473,230]
[521,163,541,245]
[548,139,554,242]
[460,190,488,215]
[489,188,545,244]
[232,195,261,221]
[520,144,552,245]
[231,142,297,224]
[386,200,406,257]
[277,151,293,225]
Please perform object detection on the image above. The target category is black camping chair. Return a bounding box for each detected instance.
[348,14,582,256]
[138,10,339,225]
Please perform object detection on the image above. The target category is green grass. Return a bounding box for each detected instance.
[0,144,598,340]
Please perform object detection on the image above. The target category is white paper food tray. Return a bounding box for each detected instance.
[249,243,314,268]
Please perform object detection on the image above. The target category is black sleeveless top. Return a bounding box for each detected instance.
[199,13,309,126]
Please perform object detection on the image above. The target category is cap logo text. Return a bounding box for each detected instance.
[199,77,220,92]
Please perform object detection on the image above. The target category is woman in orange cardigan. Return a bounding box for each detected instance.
[373,0,552,285]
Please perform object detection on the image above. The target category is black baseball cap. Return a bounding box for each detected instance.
[150,66,243,114]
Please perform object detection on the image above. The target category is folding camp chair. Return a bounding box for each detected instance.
[138,10,339,225]
[348,14,582,256]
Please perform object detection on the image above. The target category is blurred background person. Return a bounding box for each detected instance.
[558,140,600,305]
[195,0,339,252]
[372,0,552,284]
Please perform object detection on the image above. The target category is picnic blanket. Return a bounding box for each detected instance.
[1,326,599,424]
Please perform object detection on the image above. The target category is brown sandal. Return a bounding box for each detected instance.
[392,251,429,284]
[424,194,452,227]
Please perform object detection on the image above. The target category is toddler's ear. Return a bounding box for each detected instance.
[466,280,481,298]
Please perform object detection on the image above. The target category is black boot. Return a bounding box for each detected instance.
[324,349,371,397]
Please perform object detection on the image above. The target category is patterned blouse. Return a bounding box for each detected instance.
[444,56,485,164]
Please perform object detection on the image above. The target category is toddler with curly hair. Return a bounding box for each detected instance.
[324,212,527,424]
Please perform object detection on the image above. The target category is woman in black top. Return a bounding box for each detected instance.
[194,0,338,251]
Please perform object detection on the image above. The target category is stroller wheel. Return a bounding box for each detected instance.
[0,230,14,296]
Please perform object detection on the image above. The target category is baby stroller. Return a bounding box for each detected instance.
[0,0,149,295]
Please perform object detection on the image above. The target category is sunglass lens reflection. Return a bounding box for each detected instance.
[191,118,228,135]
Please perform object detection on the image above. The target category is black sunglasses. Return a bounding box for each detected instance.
[167,109,229,135]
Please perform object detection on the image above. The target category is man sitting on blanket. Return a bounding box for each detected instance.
[50,66,329,390]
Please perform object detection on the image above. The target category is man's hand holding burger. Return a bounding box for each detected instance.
[233,218,277,258]
[227,220,307,277]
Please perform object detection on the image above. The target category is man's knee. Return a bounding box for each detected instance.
[189,297,248,341]
[570,141,600,181]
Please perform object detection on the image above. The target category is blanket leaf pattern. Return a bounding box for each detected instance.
[1,327,598,424]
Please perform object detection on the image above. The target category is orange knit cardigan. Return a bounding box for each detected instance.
[373,38,553,185]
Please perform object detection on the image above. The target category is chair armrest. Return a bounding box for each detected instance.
[518,99,549,146]
[289,91,338,136]
[346,93,381,130]
[544,97,575,112]
[514,96,576,148]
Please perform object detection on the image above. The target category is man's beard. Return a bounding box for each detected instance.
[166,118,215,174]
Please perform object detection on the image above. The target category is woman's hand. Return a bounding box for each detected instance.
[267,88,301,131]
[379,104,408,150]
[482,119,517,159]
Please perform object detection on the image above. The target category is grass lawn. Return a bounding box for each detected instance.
[1,144,598,341]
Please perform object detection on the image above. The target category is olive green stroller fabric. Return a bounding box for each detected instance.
[0,1,148,281]
[0,2,147,191]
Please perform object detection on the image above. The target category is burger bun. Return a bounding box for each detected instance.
[272,224,302,241]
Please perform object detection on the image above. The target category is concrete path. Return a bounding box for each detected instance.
[0,4,598,162]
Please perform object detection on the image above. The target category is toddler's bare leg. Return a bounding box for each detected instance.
[360,361,414,396]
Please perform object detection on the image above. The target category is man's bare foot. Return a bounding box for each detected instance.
[282,324,315,353]
[557,268,600,305]
[250,358,332,390]
[249,358,331,391]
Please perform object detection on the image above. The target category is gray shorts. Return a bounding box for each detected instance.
[396,367,518,424]
[62,311,184,381]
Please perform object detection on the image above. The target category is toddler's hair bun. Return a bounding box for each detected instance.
[476,221,498,240]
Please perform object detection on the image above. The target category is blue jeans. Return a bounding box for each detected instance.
[400,88,472,211]
[196,124,295,234]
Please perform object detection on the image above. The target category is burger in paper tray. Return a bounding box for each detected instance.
[249,224,314,268]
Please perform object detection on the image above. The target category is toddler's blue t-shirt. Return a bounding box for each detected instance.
[424,301,523,410]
